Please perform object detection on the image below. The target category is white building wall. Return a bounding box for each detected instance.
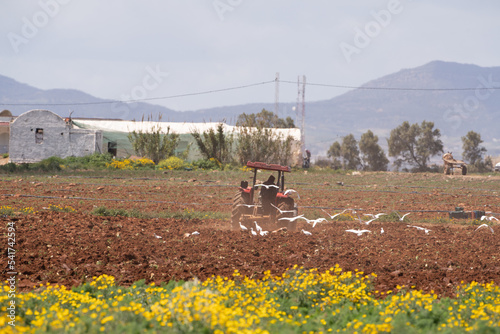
[9,109,102,163]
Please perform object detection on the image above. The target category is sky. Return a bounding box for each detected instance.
[1,0,499,113]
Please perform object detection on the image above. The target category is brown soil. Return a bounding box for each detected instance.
[2,211,498,298]
[0,173,499,298]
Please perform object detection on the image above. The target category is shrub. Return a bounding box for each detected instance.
[131,157,155,169]
[92,206,130,217]
[48,204,76,213]
[0,206,15,216]
[87,153,114,167]
[106,157,155,170]
[0,154,116,173]
[91,206,144,218]
[157,156,186,170]
[106,159,134,170]
[64,153,114,169]
[32,156,65,172]
[192,158,222,170]
[0,162,19,173]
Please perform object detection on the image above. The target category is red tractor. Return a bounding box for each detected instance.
[231,161,298,231]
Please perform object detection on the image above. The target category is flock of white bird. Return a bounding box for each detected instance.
[235,188,497,237]
[238,207,497,237]
[152,187,497,239]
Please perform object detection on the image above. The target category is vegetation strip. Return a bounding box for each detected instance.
[0,194,206,206]
[2,266,499,333]
[2,193,483,215]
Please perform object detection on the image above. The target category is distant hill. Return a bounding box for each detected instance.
[0,74,180,121]
[305,61,500,157]
[174,61,500,158]
[1,60,499,158]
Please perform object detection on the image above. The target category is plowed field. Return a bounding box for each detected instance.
[1,170,499,297]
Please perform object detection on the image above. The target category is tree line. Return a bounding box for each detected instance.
[128,114,493,172]
[326,120,493,172]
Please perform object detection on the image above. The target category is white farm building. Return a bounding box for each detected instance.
[9,110,103,163]
[5,110,302,166]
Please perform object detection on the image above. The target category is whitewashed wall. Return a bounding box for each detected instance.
[9,109,102,163]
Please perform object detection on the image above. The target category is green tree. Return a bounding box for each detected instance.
[190,123,234,164]
[359,130,389,171]
[236,109,295,128]
[462,131,492,172]
[388,121,443,171]
[327,141,342,169]
[341,134,361,170]
[127,115,179,164]
[235,109,296,165]
[327,134,361,170]
[462,131,486,165]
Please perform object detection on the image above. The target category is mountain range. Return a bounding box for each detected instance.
[1,60,499,158]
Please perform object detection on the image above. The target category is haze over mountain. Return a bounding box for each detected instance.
[306,60,500,157]
[1,60,499,158]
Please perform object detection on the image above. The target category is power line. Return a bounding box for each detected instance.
[2,77,499,107]
[279,79,500,91]
[0,80,275,107]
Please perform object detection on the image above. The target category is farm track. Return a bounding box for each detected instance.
[1,171,499,297]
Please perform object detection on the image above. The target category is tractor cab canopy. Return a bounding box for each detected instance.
[246,161,291,173]
[246,161,291,192]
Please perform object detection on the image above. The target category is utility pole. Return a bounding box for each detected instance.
[274,72,280,115]
[296,75,306,158]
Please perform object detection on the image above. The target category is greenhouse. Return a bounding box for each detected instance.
[73,119,302,164]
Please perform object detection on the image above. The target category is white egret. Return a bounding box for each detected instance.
[237,204,260,208]
[396,212,411,221]
[408,225,430,234]
[475,224,494,233]
[254,183,280,189]
[283,189,300,199]
[364,213,386,219]
[481,215,499,222]
[271,203,295,214]
[345,229,371,236]
[362,217,380,225]
[278,214,305,222]
[301,217,327,228]
[321,208,347,220]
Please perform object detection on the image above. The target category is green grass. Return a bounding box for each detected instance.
[91,205,229,220]
[0,205,37,216]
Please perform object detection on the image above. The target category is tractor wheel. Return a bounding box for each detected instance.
[461,165,467,175]
[231,192,250,230]
[276,198,297,231]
